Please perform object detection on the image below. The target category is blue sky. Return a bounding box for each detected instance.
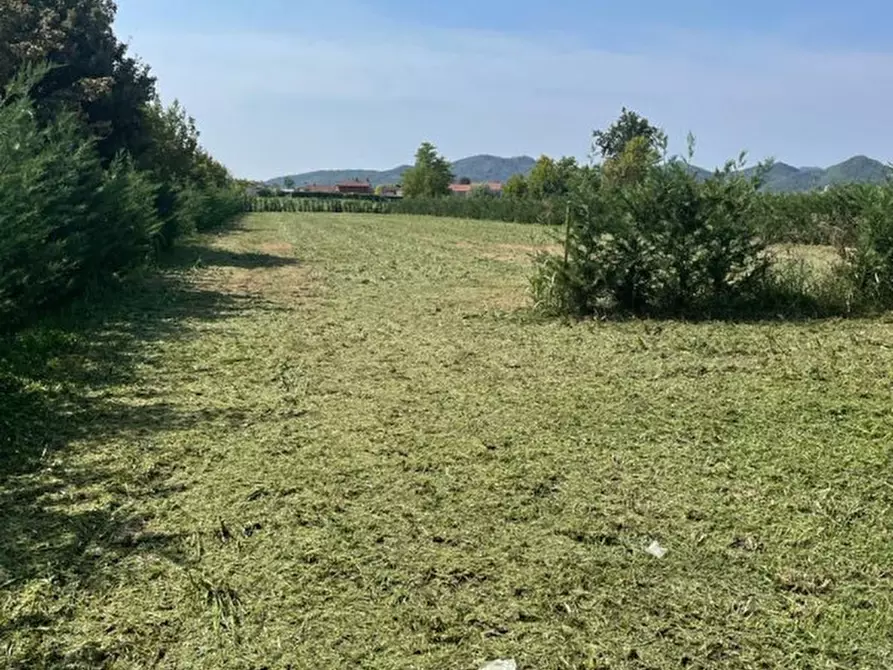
[115,1,893,179]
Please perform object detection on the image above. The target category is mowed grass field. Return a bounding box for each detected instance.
[2,212,893,669]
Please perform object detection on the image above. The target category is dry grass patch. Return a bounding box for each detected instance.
[771,243,841,273]
[455,240,561,263]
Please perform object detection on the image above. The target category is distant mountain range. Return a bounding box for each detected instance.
[268,155,536,189]
[753,156,891,192]
[269,154,891,193]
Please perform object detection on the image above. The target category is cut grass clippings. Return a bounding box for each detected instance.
[2,212,892,669]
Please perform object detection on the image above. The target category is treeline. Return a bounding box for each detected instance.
[0,2,241,331]
[247,182,890,250]
[253,134,893,251]
[245,194,569,225]
[256,189,395,202]
[248,145,580,224]
[754,187,888,246]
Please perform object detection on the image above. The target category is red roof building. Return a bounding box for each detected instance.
[336,179,373,195]
[449,182,503,196]
[299,184,339,194]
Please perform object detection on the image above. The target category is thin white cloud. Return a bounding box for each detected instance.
[118,16,893,179]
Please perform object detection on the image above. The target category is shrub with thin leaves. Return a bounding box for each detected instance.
[754,187,869,246]
[833,184,893,309]
[153,183,243,247]
[533,152,774,318]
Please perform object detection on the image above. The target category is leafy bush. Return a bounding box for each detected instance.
[532,153,774,318]
[833,184,893,309]
[286,191,392,201]
[247,197,392,215]
[191,187,247,232]
[155,183,245,245]
[752,182,893,312]
[753,187,868,246]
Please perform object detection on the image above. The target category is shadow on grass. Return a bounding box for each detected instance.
[528,286,865,325]
[0,239,270,653]
[163,242,300,271]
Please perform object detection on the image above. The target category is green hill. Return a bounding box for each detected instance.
[695,157,889,192]
[759,156,890,192]
[270,155,536,188]
[270,154,890,193]
[819,155,891,187]
[270,167,409,188]
[451,155,536,183]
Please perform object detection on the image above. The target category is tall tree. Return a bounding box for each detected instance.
[527,156,558,200]
[0,0,156,161]
[601,135,662,186]
[138,99,229,186]
[592,107,666,161]
[138,100,199,183]
[402,142,453,198]
[593,109,667,186]
[527,155,578,199]
[503,173,528,199]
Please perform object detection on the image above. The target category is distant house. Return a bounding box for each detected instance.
[449,184,474,196]
[299,184,339,194]
[449,181,503,196]
[378,185,402,198]
[336,179,373,195]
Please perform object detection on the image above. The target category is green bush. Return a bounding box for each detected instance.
[532,157,773,318]
[756,183,893,311]
[141,100,243,247]
[164,184,245,240]
[833,184,893,309]
[754,188,868,246]
[193,187,247,232]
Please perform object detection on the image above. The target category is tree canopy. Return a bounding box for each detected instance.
[592,107,667,162]
[527,155,578,199]
[0,1,230,193]
[402,142,453,198]
[503,173,528,199]
[0,0,156,162]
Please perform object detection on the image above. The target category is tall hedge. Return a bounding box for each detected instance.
[0,66,242,331]
[0,69,161,327]
[245,194,568,225]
